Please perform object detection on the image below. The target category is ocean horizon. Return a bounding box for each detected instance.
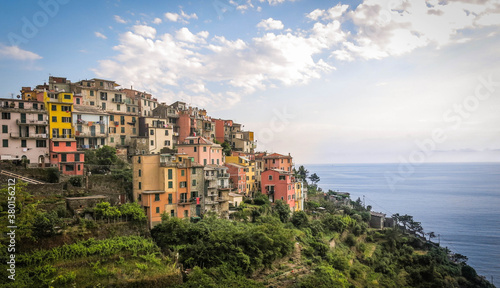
[303,162,500,284]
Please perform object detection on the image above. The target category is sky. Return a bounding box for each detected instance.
[0,0,499,164]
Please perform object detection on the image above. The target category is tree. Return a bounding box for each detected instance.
[308,173,320,186]
[426,231,436,242]
[296,165,309,183]
[273,200,290,223]
[221,141,232,156]
[291,211,309,228]
[94,202,121,221]
[119,202,147,223]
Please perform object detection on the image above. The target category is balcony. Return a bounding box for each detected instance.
[10,133,48,139]
[52,134,76,140]
[218,173,230,178]
[205,174,217,181]
[173,132,179,136]
[112,98,125,103]
[16,119,48,125]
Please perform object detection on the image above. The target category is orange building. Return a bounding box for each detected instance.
[263,153,293,172]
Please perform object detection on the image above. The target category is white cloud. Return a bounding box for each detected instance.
[152,17,162,24]
[0,45,42,60]
[307,4,349,21]
[114,15,127,24]
[175,27,209,43]
[95,32,108,39]
[259,0,294,5]
[132,25,156,39]
[257,18,284,30]
[164,10,198,24]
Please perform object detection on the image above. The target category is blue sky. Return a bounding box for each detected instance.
[1,0,499,164]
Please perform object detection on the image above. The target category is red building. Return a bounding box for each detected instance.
[261,169,296,209]
[49,140,85,175]
[263,153,293,172]
[212,119,233,143]
[225,163,247,194]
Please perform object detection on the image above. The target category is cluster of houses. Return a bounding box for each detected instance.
[0,76,306,227]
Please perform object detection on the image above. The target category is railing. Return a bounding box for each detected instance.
[16,119,48,125]
[9,133,48,139]
[52,134,76,139]
[205,175,217,180]
[218,173,230,178]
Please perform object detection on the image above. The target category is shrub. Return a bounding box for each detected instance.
[68,176,83,187]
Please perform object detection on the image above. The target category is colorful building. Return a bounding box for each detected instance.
[177,136,224,166]
[0,98,49,166]
[73,105,109,150]
[225,163,247,195]
[263,153,294,172]
[44,91,84,175]
[261,169,296,210]
[107,112,138,147]
[138,116,174,154]
[203,164,230,217]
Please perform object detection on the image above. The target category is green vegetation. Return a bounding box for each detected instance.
[1,236,180,287]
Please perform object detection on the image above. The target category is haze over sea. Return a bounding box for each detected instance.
[304,162,500,283]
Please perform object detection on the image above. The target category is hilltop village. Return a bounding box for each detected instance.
[0,76,494,287]
[0,76,305,227]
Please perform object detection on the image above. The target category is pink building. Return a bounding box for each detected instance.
[263,153,293,172]
[177,136,224,166]
[177,111,193,143]
[225,163,247,194]
[261,169,296,209]
[49,140,85,175]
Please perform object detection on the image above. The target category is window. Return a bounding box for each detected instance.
[127,107,130,112]
[100,125,105,134]
[192,168,196,175]
[102,103,106,110]
[203,147,207,152]
[168,194,172,204]
[171,210,175,217]
[78,164,81,171]
[66,165,74,171]
[194,147,197,152]
[33,103,38,109]
[51,105,57,111]
[110,115,114,121]
[154,194,160,201]
[100,92,107,100]
[268,175,273,181]
[110,137,114,143]
[165,130,169,136]
[279,175,286,180]
[203,159,207,165]
[132,128,136,134]
[18,102,24,109]
[156,207,160,214]
[1,125,7,133]
[150,140,154,146]
[76,98,80,104]
[181,170,185,176]
[1,112,11,119]
[121,127,125,133]
[90,101,95,106]
[164,140,170,146]
[61,106,71,112]
[168,181,173,188]
[90,90,94,96]
[138,169,141,177]
[138,182,142,189]
[52,116,57,122]
[192,179,196,186]
[117,104,120,111]
[54,142,59,147]
[180,181,187,188]
[217,159,219,165]
[66,142,71,147]
[138,194,142,201]
[120,116,125,125]
[62,117,71,123]
[191,191,198,199]
[184,210,188,218]
[168,169,172,180]
[21,140,27,147]
[38,114,43,121]
[61,154,67,162]
[64,94,71,99]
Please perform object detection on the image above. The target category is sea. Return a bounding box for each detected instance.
[304,162,500,284]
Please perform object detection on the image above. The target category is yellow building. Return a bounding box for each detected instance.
[225,155,257,195]
[44,91,74,139]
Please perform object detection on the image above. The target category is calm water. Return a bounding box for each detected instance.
[304,163,500,283]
